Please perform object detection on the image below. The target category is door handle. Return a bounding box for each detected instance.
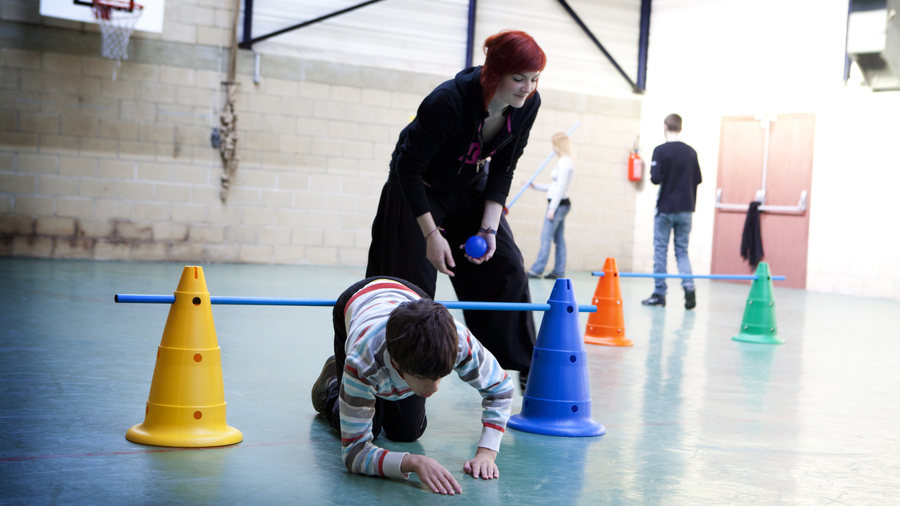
[715,189,807,214]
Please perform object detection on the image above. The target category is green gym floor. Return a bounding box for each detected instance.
[1,258,899,505]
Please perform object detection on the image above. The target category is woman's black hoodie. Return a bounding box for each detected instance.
[389,66,541,218]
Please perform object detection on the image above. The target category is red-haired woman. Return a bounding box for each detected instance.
[367,30,545,393]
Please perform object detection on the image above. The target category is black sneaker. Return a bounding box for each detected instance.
[545,273,563,279]
[684,289,696,310]
[526,269,542,279]
[641,293,666,306]
[519,370,529,393]
[311,356,337,415]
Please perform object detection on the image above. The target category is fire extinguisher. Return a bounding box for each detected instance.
[628,137,642,182]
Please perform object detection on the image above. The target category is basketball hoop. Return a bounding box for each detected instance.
[92,0,143,80]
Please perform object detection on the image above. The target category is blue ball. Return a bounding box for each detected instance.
[465,235,488,258]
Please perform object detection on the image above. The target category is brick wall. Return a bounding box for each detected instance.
[0,11,642,271]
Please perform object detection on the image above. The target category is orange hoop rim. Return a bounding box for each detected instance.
[92,0,144,13]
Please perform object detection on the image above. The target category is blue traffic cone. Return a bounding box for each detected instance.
[508,278,606,437]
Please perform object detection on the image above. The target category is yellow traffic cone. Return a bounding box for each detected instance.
[126,266,242,447]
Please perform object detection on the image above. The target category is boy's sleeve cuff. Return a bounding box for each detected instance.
[382,451,411,480]
[477,426,504,453]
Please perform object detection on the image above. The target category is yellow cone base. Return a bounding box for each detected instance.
[126,402,243,447]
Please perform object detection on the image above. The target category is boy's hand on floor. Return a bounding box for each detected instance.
[402,454,462,495]
[463,447,499,480]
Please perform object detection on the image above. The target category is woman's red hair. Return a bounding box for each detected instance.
[479,30,547,110]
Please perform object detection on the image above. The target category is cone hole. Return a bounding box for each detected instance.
[524,400,530,408]
[567,280,571,290]
[145,405,149,415]
[569,355,577,363]
[193,353,202,362]
[571,405,578,413]
[193,411,202,420]
[567,306,574,313]
[194,266,198,279]
[192,297,201,306]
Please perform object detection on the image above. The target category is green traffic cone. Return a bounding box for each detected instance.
[732,262,784,345]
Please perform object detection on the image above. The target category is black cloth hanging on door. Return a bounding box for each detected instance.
[740,201,764,267]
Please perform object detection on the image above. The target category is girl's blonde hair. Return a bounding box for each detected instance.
[551,132,573,158]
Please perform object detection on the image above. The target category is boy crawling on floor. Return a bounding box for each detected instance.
[311,276,514,495]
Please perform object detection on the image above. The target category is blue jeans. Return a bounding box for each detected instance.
[653,212,694,295]
[530,204,570,276]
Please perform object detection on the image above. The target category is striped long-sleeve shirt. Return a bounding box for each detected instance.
[339,279,514,479]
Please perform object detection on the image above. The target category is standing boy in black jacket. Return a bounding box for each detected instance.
[642,114,702,309]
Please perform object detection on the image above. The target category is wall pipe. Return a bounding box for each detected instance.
[114,294,598,313]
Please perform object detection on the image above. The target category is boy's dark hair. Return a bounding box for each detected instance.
[385,298,457,380]
[664,114,683,133]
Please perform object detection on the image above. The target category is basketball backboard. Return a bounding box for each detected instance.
[39,0,165,33]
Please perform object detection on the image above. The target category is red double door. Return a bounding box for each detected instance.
[711,114,815,289]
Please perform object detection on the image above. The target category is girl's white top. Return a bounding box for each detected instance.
[531,156,574,212]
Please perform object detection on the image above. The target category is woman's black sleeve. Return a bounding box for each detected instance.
[483,93,541,207]
[395,89,461,218]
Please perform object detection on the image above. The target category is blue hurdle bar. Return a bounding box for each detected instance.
[591,272,786,281]
[114,294,598,313]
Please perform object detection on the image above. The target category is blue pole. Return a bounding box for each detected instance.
[591,272,787,281]
[505,121,579,211]
[114,294,598,313]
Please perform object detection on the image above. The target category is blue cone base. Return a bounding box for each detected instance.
[732,332,784,345]
[508,397,606,437]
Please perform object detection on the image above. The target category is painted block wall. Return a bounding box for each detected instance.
[1,1,644,271]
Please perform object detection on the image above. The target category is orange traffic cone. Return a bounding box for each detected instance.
[584,258,632,347]
[126,266,243,447]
